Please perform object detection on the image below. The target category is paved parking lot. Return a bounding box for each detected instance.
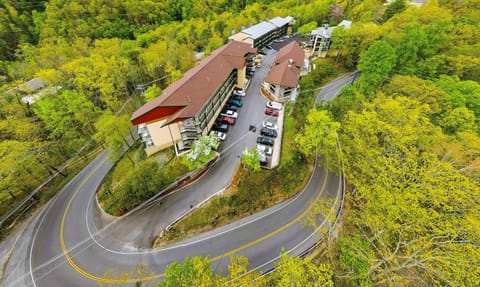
[216,46,282,168]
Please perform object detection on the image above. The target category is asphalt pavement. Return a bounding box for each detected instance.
[0,51,356,287]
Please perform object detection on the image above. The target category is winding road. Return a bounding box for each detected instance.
[1,68,357,287]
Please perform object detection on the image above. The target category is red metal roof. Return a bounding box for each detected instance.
[274,41,304,67]
[131,41,256,125]
[265,61,299,88]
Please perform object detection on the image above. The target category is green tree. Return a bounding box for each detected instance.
[330,25,347,62]
[298,21,318,36]
[34,90,99,154]
[158,256,217,287]
[0,140,50,199]
[109,160,163,214]
[0,99,45,141]
[434,75,480,118]
[93,112,135,163]
[182,135,219,170]
[381,0,406,23]
[270,252,334,287]
[241,148,260,172]
[335,96,479,285]
[61,39,132,110]
[433,132,480,179]
[439,107,477,134]
[381,75,446,115]
[0,1,40,61]
[337,22,383,68]
[143,84,162,101]
[357,40,396,94]
[327,85,365,121]
[394,25,426,75]
[295,109,340,168]
[223,256,266,287]
[338,232,374,286]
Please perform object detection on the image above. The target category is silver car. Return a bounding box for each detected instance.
[210,131,227,141]
[262,121,278,130]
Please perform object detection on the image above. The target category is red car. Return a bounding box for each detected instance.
[222,116,236,125]
[265,108,279,117]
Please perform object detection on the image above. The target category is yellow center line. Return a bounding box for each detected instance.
[59,163,328,284]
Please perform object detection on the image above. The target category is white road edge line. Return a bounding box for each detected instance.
[83,157,325,255]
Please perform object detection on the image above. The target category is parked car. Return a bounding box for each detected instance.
[256,136,274,146]
[209,131,226,141]
[257,144,273,156]
[226,104,238,111]
[221,110,238,119]
[258,151,268,166]
[233,89,246,97]
[264,108,279,117]
[228,99,243,107]
[260,127,277,138]
[262,121,278,130]
[213,123,229,132]
[266,101,283,110]
[222,116,235,125]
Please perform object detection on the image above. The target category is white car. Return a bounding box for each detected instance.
[257,144,273,156]
[257,149,268,166]
[221,110,238,119]
[233,89,246,97]
[262,121,278,130]
[266,101,282,110]
[210,131,226,141]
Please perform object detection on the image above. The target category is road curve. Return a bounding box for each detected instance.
[2,71,355,287]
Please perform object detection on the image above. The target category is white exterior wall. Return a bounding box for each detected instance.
[264,82,297,102]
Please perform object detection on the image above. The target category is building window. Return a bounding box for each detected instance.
[269,84,276,95]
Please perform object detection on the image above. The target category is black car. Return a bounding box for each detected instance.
[259,158,268,166]
[256,136,274,146]
[213,123,229,132]
[260,127,277,138]
[228,105,238,111]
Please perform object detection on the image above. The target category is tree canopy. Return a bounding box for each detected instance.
[0,0,478,285]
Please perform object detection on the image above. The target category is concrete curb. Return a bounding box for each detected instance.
[269,107,284,169]
[161,184,229,237]
[94,153,220,219]
[95,193,117,224]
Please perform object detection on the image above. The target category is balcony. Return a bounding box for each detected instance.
[180,126,200,134]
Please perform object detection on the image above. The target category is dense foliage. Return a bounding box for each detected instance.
[309,1,479,285]
[100,149,188,215]
[0,0,479,285]
[0,0,337,218]
[157,253,333,287]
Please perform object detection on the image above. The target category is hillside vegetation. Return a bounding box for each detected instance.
[0,0,335,221]
[0,0,479,286]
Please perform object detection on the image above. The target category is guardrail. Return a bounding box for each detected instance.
[0,142,95,228]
